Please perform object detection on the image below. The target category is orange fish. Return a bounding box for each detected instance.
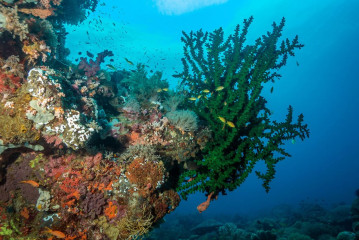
[20,180,39,188]
[44,227,66,239]
[197,192,215,213]
[187,177,195,182]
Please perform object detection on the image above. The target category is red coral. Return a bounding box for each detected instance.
[125,158,165,197]
[104,200,127,222]
[56,171,84,212]
[0,70,22,94]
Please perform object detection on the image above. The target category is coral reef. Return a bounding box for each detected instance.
[0,55,207,239]
[121,63,169,108]
[0,3,309,239]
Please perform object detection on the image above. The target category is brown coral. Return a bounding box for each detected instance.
[125,158,165,197]
[150,190,180,221]
[0,55,24,78]
[0,88,39,145]
[0,5,29,41]
[22,38,51,64]
[39,0,62,9]
[18,8,54,20]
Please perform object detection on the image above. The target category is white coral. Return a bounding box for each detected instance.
[166,110,198,132]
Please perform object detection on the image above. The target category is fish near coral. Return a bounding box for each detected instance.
[20,180,39,188]
[217,116,226,123]
[157,88,169,92]
[226,121,235,128]
[106,64,117,71]
[43,227,66,239]
[124,58,133,65]
[215,86,224,91]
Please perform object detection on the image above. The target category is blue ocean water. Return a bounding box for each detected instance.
[65,0,359,218]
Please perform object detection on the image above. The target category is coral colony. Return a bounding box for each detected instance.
[0,1,309,239]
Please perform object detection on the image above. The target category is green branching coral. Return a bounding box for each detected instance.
[175,17,310,199]
[122,63,169,108]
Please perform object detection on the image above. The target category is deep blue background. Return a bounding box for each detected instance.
[66,0,359,216]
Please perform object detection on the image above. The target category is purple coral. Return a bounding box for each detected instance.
[0,153,40,204]
[80,192,107,220]
[78,50,114,78]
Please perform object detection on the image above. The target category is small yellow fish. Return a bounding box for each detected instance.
[226,121,235,128]
[202,89,210,93]
[224,101,227,106]
[106,64,117,71]
[218,116,226,123]
[157,89,163,93]
[188,97,197,101]
[215,86,224,91]
[124,58,133,65]
[162,88,168,92]
[197,95,202,99]
[21,180,39,188]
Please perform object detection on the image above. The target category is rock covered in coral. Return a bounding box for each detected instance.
[0,62,208,238]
